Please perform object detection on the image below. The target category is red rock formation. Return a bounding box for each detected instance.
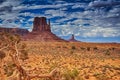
[33,17,51,32]
[69,34,78,42]
[23,17,66,42]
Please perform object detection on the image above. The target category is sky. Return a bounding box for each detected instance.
[0,0,120,43]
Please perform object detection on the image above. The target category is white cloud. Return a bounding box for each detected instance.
[12,2,74,11]
[0,12,19,20]
[12,5,28,11]
[72,3,87,9]
[81,27,120,37]
[45,9,67,17]
[0,0,20,8]
[52,21,120,38]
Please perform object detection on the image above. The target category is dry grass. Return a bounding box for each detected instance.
[1,41,120,80]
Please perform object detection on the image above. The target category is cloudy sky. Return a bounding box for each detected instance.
[0,0,120,43]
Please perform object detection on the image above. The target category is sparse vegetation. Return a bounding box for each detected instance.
[0,32,30,80]
[0,32,120,80]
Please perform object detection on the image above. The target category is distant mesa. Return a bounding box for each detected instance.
[0,27,29,36]
[68,34,79,42]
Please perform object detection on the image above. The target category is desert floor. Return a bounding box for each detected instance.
[19,41,120,80]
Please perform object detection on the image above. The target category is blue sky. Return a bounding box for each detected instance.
[0,0,120,43]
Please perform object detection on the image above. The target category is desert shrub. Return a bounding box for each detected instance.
[20,43,27,49]
[71,68,79,77]
[63,68,79,80]
[80,47,85,50]
[84,75,89,79]
[105,50,110,55]
[111,47,115,50]
[70,50,74,54]
[87,47,90,51]
[71,46,76,50]
[4,62,16,77]
[0,51,6,60]
[113,66,120,70]
[63,46,67,49]
[18,43,29,61]
[49,62,58,72]
[56,46,61,48]
[103,65,111,69]
[93,72,100,76]
[93,47,98,50]
[20,50,28,61]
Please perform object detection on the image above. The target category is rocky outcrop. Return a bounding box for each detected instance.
[68,34,78,42]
